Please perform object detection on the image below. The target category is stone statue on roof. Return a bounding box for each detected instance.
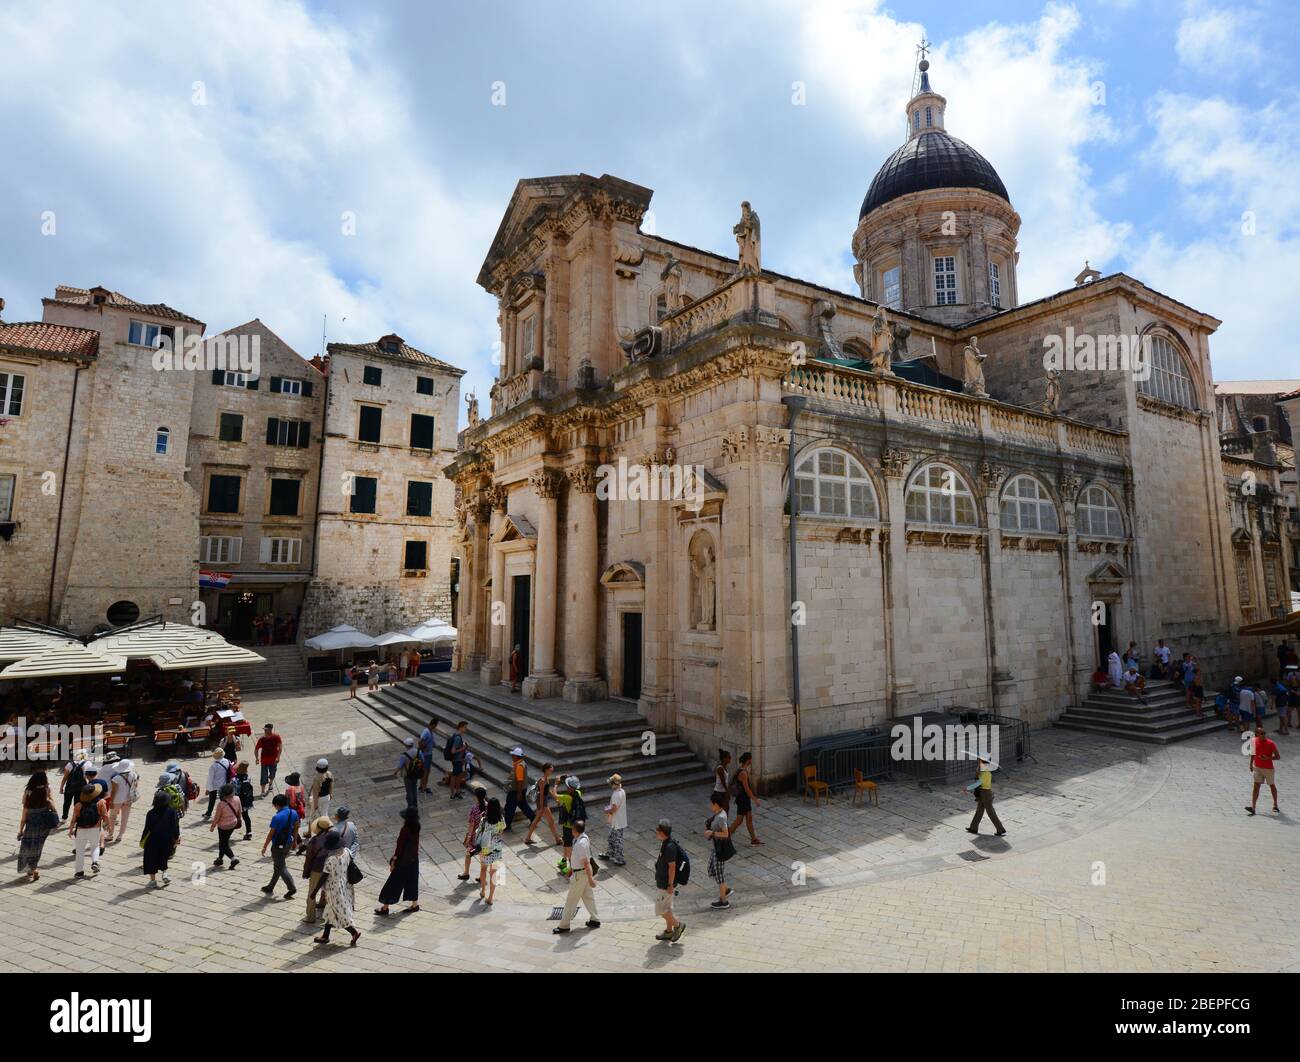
[868,305,895,374]
[962,335,989,398]
[733,202,761,275]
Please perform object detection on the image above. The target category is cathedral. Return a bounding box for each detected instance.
[446,60,1292,787]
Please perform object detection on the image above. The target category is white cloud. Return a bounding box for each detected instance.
[1176,7,1263,75]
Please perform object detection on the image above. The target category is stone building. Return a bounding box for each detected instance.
[446,61,1286,788]
[187,319,325,639]
[301,334,464,636]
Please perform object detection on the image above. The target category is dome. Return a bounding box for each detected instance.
[859,130,1010,219]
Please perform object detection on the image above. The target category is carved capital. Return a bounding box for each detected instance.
[1059,473,1081,501]
[880,447,909,478]
[530,469,564,500]
[980,461,1007,491]
[635,447,676,468]
[567,464,599,494]
[484,485,509,512]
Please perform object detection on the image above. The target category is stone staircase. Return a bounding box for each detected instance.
[361,672,709,800]
[206,643,308,695]
[1055,678,1225,744]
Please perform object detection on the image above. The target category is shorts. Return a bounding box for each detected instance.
[260,763,278,786]
[1253,767,1275,785]
[655,888,675,917]
[1190,685,1203,699]
[735,791,752,816]
[451,757,465,776]
[707,851,725,883]
[420,752,433,771]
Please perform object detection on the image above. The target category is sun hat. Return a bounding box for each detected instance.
[316,758,329,769]
[311,816,332,835]
[510,746,524,757]
[564,775,580,789]
[607,773,622,785]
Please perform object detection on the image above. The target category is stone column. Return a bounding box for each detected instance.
[480,488,507,687]
[880,447,913,716]
[563,464,607,702]
[523,469,564,699]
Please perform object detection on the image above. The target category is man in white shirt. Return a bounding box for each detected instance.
[553,818,600,934]
[106,760,138,843]
[204,748,233,820]
[1153,640,1172,678]
[599,774,628,866]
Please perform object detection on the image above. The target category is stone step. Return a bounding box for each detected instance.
[417,674,650,738]
[1054,715,1225,744]
[1067,704,1204,725]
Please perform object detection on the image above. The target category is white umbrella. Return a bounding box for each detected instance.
[0,644,128,678]
[373,630,420,646]
[0,629,78,662]
[402,619,457,645]
[304,624,376,651]
[90,624,214,658]
[149,641,265,671]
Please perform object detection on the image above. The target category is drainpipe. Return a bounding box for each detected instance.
[47,362,82,626]
[781,395,807,756]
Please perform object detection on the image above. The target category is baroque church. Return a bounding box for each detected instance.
[446,60,1289,787]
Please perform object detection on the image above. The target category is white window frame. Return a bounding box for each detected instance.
[279,378,304,396]
[925,106,933,128]
[261,537,302,565]
[0,473,15,521]
[999,475,1059,532]
[0,371,25,416]
[222,370,248,388]
[128,319,161,347]
[154,427,170,455]
[200,535,242,564]
[881,265,901,310]
[905,463,978,527]
[794,447,878,520]
[933,255,958,306]
[1137,334,1196,410]
[1076,485,1124,538]
[988,260,1001,308]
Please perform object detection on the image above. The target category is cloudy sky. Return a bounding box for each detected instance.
[1,0,1295,422]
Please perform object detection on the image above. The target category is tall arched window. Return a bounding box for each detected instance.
[1137,333,1196,409]
[1000,475,1059,532]
[905,463,977,526]
[1076,484,1124,538]
[794,447,878,519]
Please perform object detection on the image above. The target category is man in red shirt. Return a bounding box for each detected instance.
[1246,724,1280,815]
[255,723,283,797]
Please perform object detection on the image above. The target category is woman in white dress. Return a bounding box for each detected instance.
[314,832,361,947]
[1106,650,1123,689]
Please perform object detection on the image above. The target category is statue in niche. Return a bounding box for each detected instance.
[662,255,683,309]
[868,306,895,374]
[1042,369,1061,415]
[962,335,989,398]
[466,392,480,427]
[733,201,761,275]
[689,532,717,631]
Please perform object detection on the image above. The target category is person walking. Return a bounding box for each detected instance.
[729,752,764,845]
[552,818,599,934]
[417,717,438,794]
[260,793,300,899]
[59,752,89,823]
[299,816,333,924]
[69,778,108,878]
[523,762,562,848]
[503,747,535,832]
[366,661,380,694]
[711,750,733,813]
[208,782,242,870]
[476,797,505,904]
[448,722,469,801]
[309,758,333,820]
[554,776,586,876]
[314,832,361,947]
[396,737,422,809]
[653,819,686,943]
[235,763,255,839]
[457,784,488,882]
[106,759,138,844]
[254,723,282,796]
[204,747,234,820]
[705,794,735,909]
[283,772,307,822]
[599,774,627,866]
[509,644,522,693]
[16,771,58,881]
[966,757,1006,836]
[331,805,359,857]
[375,807,421,916]
[1246,724,1280,816]
[140,790,181,888]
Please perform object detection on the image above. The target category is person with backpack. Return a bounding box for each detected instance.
[417,717,438,794]
[653,818,687,943]
[522,762,562,848]
[447,722,469,801]
[140,789,181,888]
[69,776,109,878]
[260,793,300,899]
[309,758,334,820]
[554,775,586,876]
[396,737,422,809]
[204,748,235,820]
[17,770,58,882]
[502,747,535,831]
[163,759,194,816]
[598,773,627,866]
[552,817,599,934]
[283,772,307,822]
[106,759,139,844]
[235,763,255,840]
[208,782,242,869]
[59,754,89,822]
[704,793,735,910]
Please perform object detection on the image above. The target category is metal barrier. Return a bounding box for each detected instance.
[309,669,341,688]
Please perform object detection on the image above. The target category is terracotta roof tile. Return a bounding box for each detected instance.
[0,321,99,359]
[44,285,204,326]
[327,335,465,376]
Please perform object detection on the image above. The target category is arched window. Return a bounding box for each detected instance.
[905,463,977,526]
[925,106,933,127]
[1076,484,1124,538]
[794,448,878,519]
[154,427,170,455]
[1137,333,1196,409]
[913,110,920,131]
[1000,475,1059,532]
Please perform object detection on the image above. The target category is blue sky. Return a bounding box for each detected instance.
[1,0,1296,423]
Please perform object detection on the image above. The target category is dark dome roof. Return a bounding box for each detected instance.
[859,130,1009,218]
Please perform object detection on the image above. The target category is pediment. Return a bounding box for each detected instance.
[491,514,537,545]
[1086,560,1127,583]
[600,561,646,589]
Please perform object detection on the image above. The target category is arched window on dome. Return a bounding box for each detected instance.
[1137,333,1197,410]
[913,110,921,131]
[1076,484,1125,538]
[999,475,1059,533]
[925,106,933,128]
[905,463,977,527]
[794,447,878,519]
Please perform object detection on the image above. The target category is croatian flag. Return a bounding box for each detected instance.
[199,571,231,589]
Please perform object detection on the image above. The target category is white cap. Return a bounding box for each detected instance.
[316,758,329,769]
[1234,676,1244,683]
[115,759,133,773]
[510,746,523,757]
[84,764,99,774]
[404,737,415,747]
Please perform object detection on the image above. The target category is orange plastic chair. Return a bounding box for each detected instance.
[803,764,831,806]
[853,768,879,807]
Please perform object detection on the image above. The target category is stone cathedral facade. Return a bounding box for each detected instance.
[445,63,1292,787]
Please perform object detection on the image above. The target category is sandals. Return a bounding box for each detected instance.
[348,930,361,947]
[374,907,390,916]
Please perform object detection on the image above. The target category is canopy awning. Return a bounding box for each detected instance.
[304,624,376,651]
[402,619,457,645]
[89,623,215,658]
[149,641,266,671]
[1238,610,1300,637]
[0,628,80,662]
[372,630,419,646]
[0,644,128,679]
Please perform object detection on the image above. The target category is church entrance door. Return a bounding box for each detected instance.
[511,574,531,678]
[1095,608,1115,668]
[621,612,642,699]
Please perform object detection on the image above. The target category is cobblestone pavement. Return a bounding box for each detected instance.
[0,686,1295,973]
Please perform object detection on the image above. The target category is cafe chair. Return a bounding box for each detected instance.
[852,768,879,807]
[803,764,831,806]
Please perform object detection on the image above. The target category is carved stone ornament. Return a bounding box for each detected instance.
[980,462,1007,491]
[880,447,909,478]
[529,469,564,500]
[484,485,509,512]
[567,464,599,494]
[619,326,664,363]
